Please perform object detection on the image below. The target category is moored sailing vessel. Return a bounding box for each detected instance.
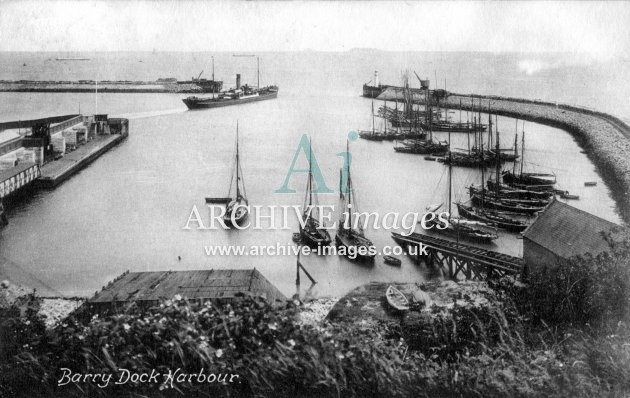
[456,123,530,233]
[502,125,556,187]
[222,123,249,227]
[298,139,332,248]
[425,131,498,244]
[335,141,376,262]
[362,70,388,98]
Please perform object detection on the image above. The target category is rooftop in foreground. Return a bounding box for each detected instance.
[89,268,287,306]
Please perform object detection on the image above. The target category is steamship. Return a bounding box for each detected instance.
[182,72,278,110]
[362,70,388,98]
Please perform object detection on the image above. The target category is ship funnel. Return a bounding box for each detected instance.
[236,74,241,89]
[374,71,379,87]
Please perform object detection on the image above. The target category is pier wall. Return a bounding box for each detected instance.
[379,88,630,224]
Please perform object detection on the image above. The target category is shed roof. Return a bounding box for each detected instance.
[89,269,287,305]
[0,162,38,184]
[523,200,627,259]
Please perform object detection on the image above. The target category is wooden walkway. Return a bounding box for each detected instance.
[391,232,524,280]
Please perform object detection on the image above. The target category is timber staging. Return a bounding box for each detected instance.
[379,87,630,224]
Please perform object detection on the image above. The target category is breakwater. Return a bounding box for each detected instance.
[0,80,202,94]
[379,88,630,224]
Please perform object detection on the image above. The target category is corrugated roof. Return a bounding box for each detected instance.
[523,200,626,259]
[89,269,286,304]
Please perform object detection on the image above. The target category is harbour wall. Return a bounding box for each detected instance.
[36,134,126,188]
[0,81,202,94]
[379,88,630,225]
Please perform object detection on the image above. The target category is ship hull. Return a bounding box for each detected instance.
[362,84,386,98]
[335,233,376,262]
[456,203,528,233]
[183,91,278,110]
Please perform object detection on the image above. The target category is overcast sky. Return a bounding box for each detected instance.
[1,1,629,55]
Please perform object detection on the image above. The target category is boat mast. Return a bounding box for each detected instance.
[212,56,215,81]
[235,121,240,199]
[513,133,519,176]
[494,113,500,195]
[480,131,485,209]
[487,102,492,149]
[383,101,388,135]
[520,122,525,177]
[371,100,375,136]
[257,56,260,89]
[346,140,352,230]
[308,137,313,206]
[448,130,452,219]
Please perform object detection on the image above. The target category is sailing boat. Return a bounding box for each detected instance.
[223,122,249,227]
[298,139,332,248]
[335,141,376,261]
[394,92,448,155]
[457,114,530,233]
[467,117,548,215]
[502,122,556,188]
[358,100,385,141]
[426,130,498,244]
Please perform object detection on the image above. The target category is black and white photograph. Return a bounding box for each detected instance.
[1,1,629,397]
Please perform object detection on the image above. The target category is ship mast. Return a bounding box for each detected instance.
[235,121,240,199]
[212,56,215,82]
[520,122,525,177]
[257,56,260,89]
[308,137,313,206]
[480,130,485,209]
[494,113,500,195]
[347,140,352,230]
[383,101,388,135]
[371,100,375,136]
[448,129,452,220]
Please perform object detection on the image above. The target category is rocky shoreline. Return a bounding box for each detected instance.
[380,88,630,224]
[0,280,84,328]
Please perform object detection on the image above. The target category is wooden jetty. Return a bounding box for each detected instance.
[392,232,524,280]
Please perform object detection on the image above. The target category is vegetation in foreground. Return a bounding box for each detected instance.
[1,246,629,397]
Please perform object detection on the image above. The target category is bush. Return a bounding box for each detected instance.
[521,247,630,329]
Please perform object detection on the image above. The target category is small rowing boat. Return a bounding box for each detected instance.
[385,285,409,311]
[560,192,580,200]
[383,255,402,266]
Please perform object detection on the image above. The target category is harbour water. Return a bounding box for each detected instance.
[0,51,626,297]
